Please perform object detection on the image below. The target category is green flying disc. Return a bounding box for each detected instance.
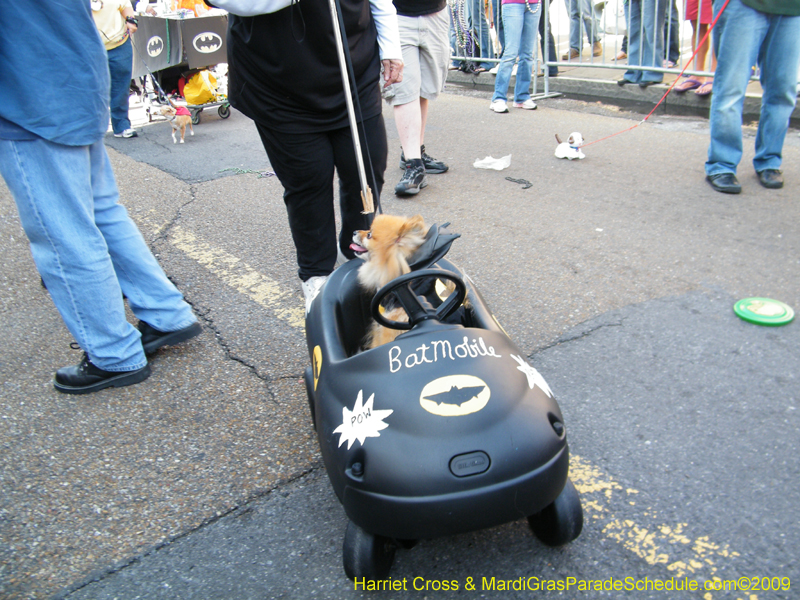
[734,297,795,326]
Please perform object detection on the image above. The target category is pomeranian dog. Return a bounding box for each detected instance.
[350,214,428,349]
[155,104,194,144]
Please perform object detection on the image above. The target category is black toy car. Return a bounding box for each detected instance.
[303,224,583,579]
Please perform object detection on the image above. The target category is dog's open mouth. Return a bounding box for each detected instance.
[350,242,368,257]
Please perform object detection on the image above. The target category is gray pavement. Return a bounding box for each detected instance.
[1,84,798,600]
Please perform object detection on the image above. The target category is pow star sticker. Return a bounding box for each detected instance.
[333,390,393,450]
[511,355,553,398]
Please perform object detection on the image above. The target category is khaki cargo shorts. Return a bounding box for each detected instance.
[385,8,450,106]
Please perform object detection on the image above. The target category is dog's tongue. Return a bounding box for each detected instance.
[350,242,367,254]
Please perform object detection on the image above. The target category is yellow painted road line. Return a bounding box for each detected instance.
[144,217,748,596]
[571,455,745,599]
[169,226,306,329]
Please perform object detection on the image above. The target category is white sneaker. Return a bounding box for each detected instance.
[114,128,138,138]
[513,99,538,110]
[489,100,509,113]
[302,275,328,314]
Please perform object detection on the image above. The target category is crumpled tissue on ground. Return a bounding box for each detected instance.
[473,155,512,170]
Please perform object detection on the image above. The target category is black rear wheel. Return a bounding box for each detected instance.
[343,520,396,580]
[528,478,583,546]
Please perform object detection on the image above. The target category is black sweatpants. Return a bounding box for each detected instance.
[255,113,387,281]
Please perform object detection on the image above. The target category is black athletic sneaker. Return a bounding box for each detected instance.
[395,161,428,196]
[399,145,449,174]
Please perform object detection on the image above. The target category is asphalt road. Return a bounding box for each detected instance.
[1,86,798,600]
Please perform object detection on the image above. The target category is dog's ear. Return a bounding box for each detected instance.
[406,214,427,236]
[568,134,575,145]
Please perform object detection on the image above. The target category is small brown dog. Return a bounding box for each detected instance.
[350,214,429,349]
[155,105,194,144]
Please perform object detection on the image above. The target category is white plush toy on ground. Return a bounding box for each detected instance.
[555,133,585,160]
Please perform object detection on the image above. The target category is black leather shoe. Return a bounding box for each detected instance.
[138,320,203,355]
[757,169,783,189]
[54,354,151,394]
[638,80,658,88]
[706,172,742,194]
[617,78,632,86]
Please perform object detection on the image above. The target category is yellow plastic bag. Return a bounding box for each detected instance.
[183,70,217,105]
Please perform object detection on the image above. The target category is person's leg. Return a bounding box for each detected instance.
[254,123,337,280]
[419,98,430,147]
[693,23,709,71]
[752,13,800,174]
[567,0,581,52]
[494,0,505,51]
[580,0,600,47]
[394,15,423,161]
[467,0,494,69]
[539,0,559,75]
[705,0,764,177]
[394,100,423,161]
[415,8,450,168]
[665,0,680,63]
[512,3,541,103]
[0,138,146,371]
[107,38,133,135]
[621,0,642,82]
[89,142,196,334]
[331,114,387,257]
[493,4,524,102]
[639,0,666,82]
[449,7,463,68]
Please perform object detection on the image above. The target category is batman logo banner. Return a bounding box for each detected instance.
[147,36,164,57]
[193,32,223,54]
[419,375,490,417]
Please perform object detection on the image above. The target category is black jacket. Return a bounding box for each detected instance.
[227,0,381,133]
[392,0,447,17]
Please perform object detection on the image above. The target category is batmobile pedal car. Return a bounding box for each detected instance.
[303,224,583,579]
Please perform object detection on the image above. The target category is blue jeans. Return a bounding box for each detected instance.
[0,138,196,371]
[107,37,133,134]
[665,0,680,63]
[706,0,800,176]
[493,1,505,52]
[567,0,600,48]
[622,0,666,83]
[492,2,541,103]
[467,0,494,69]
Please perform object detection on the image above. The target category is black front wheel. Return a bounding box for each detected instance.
[343,520,396,580]
[218,104,231,119]
[528,478,583,546]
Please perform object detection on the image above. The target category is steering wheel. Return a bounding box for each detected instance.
[370,269,467,331]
